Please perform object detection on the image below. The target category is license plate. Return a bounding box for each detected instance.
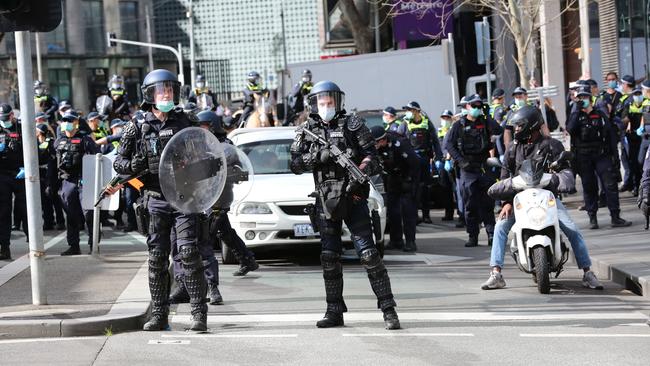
[294,224,317,237]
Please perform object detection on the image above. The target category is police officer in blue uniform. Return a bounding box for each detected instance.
[290,81,400,330]
[34,80,58,126]
[445,94,503,247]
[403,101,443,224]
[567,86,632,229]
[371,126,420,252]
[383,106,407,136]
[286,69,313,126]
[114,69,209,332]
[55,110,99,255]
[239,71,267,126]
[0,104,28,260]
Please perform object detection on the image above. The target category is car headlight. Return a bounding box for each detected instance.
[237,202,272,215]
[527,207,547,226]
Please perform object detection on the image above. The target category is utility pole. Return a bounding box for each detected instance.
[15,31,47,305]
[34,32,43,81]
[483,16,492,102]
[578,0,591,77]
[188,0,196,89]
[280,0,288,121]
[373,2,380,52]
[145,5,154,72]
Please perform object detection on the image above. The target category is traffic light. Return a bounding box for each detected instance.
[0,0,62,32]
[107,32,117,48]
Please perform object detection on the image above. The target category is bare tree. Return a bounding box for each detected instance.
[338,0,375,54]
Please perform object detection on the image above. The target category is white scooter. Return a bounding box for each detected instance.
[489,156,570,294]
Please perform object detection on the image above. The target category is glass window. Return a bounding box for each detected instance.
[239,139,293,175]
[83,0,105,54]
[46,0,67,53]
[120,1,139,54]
[87,68,109,111]
[122,67,142,105]
[49,69,72,102]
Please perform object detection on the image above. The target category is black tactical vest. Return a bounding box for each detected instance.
[56,136,85,179]
[574,111,605,152]
[457,118,490,161]
[0,126,23,172]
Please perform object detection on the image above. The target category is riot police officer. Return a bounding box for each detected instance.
[444,94,503,247]
[286,69,313,126]
[55,110,99,255]
[188,75,218,111]
[239,71,266,126]
[371,126,419,251]
[567,86,632,229]
[0,104,28,260]
[34,80,58,125]
[290,81,400,330]
[108,75,131,120]
[403,101,443,224]
[114,69,209,332]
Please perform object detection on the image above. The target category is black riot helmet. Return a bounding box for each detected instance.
[197,110,226,136]
[108,74,125,90]
[510,105,543,142]
[140,69,181,108]
[247,71,261,86]
[307,81,345,122]
[301,69,312,83]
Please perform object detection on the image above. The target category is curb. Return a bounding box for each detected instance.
[590,256,650,298]
[0,261,150,339]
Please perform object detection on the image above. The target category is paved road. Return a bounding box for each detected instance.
[1,216,648,366]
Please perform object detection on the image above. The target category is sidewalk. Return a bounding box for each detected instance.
[0,228,149,339]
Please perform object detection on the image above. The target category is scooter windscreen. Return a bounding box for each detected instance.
[518,159,544,187]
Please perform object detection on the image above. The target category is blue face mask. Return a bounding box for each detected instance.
[155,100,175,113]
[633,95,644,104]
[581,99,590,109]
[61,122,75,132]
[0,120,12,129]
[608,80,618,89]
[468,107,482,118]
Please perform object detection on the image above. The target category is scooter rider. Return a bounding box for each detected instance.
[481,106,603,290]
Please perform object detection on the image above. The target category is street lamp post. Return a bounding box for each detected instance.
[188,0,196,89]
[280,0,288,122]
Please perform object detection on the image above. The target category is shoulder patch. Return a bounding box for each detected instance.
[346,114,365,131]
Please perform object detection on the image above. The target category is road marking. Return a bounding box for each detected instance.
[149,340,191,344]
[171,311,648,324]
[0,232,67,287]
[162,334,298,339]
[342,333,474,337]
[0,336,104,344]
[520,334,650,338]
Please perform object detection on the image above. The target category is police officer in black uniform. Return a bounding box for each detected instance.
[34,80,58,126]
[567,86,632,229]
[402,101,443,224]
[55,110,100,255]
[188,75,218,111]
[286,69,313,126]
[0,104,28,260]
[370,126,420,252]
[239,71,266,126]
[290,81,400,330]
[444,94,503,247]
[36,115,65,231]
[114,69,209,332]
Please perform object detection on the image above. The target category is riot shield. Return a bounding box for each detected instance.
[214,144,254,210]
[96,95,113,116]
[159,127,227,213]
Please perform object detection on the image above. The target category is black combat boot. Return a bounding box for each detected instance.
[403,241,417,252]
[422,211,433,224]
[464,236,479,247]
[60,245,81,256]
[588,213,599,229]
[383,307,401,330]
[233,255,259,276]
[143,312,169,331]
[168,280,190,304]
[316,311,344,328]
[318,251,347,328]
[208,283,223,305]
[385,241,404,250]
[611,213,632,228]
[0,246,11,260]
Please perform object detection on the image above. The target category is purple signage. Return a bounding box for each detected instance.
[391,0,454,44]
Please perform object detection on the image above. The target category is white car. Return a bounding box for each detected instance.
[223,127,386,263]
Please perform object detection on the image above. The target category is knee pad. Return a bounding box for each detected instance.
[148,248,169,271]
[179,245,202,268]
[320,250,341,270]
[359,248,382,270]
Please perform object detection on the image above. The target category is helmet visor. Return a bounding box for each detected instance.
[142,80,181,105]
[308,91,345,115]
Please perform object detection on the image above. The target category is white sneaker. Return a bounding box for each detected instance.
[481,271,506,290]
[582,271,603,290]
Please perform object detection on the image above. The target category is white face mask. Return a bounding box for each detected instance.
[405,111,413,119]
[318,107,336,122]
[382,116,391,124]
[440,119,450,128]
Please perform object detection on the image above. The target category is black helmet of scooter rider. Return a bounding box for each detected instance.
[197,110,226,136]
[510,105,543,143]
[301,69,312,83]
[307,81,345,123]
[140,69,181,111]
[247,71,261,86]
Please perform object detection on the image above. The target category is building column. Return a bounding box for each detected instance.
[71,59,88,111]
[539,0,567,125]
[493,14,518,92]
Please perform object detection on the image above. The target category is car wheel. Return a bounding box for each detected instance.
[221,242,238,264]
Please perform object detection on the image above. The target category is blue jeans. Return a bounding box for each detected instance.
[490,200,592,269]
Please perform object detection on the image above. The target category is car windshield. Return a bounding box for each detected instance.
[238,139,293,175]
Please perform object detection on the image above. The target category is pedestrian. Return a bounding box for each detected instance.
[114,69,209,332]
[567,86,632,229]
[444,94,503,247]
[55,110,100,255]
[290,80,400,330]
